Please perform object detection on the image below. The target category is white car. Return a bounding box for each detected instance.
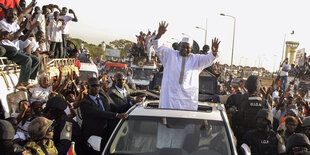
[101,100,239,155]
[78,54,98,81]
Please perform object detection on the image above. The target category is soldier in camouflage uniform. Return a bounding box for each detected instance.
[25,117,58,155]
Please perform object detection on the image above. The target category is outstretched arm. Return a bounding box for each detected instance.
[69,9,78,22]
[18,0,37,21]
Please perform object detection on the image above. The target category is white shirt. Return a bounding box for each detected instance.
[153,39,216,110]
[272,90,279,100]
[115,85,127,97]
[59,15,73,34]
[0,19,20,50]
[29,84,52,103]
[18,39,31,51]
[280,63,291,76]
[29,37,40,52]
[34,13,46,34]
[48,19,64,42]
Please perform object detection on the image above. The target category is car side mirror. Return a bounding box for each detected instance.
[240,143,251,155]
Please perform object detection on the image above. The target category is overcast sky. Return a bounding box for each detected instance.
[27,0,310,72]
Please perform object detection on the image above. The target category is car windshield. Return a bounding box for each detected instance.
[79,71,97,82]
[109,66,126,74]
[132,68,155,80]
[106,116,231,155]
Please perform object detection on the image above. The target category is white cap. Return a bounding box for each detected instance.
[180,37,193,46]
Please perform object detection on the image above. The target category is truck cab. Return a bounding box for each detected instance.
[103,62,128,78]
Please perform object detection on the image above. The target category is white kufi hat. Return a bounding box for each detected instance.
[180,37,193,46]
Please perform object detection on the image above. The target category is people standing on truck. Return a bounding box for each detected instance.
[59,7,78,57]
[152,21,220,110]
[280,58,291,91]
[48,11,65,58]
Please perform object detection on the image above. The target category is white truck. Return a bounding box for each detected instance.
[78,54,98,82]
[131,62,157,89]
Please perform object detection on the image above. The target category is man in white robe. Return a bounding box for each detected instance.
[153,21,220,110]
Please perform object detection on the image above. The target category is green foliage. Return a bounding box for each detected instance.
[69,38,133,58]
[70,37,104,58]
[109,39,134,57]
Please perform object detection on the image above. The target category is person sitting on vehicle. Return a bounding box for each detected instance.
[28,66,63,103]
[0,7,40,89]
[152,21,220,110]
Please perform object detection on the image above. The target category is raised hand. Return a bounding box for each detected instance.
[155,21,168,40]
[211,37,221,52]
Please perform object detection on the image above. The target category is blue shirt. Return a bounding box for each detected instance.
[89,94,105,111]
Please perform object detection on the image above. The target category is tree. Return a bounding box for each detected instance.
[109,39,134,57]
[70,38,104,58]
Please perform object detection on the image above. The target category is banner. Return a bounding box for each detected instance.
[105,48,120,57]
[295,48,305,66]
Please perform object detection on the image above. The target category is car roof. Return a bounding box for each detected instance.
[105,62,127,67]
[128,101,223,121]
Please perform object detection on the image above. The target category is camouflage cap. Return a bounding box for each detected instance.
[28,117,53,141]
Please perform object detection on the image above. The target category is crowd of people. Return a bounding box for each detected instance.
[0,0,79,89]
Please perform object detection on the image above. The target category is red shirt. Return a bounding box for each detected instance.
[75,59,81,69]
[0,0,20,19]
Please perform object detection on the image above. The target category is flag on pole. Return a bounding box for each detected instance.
[67,141,76,155]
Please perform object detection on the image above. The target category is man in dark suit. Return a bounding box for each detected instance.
[80,77,128,155]
[108,73,144,113]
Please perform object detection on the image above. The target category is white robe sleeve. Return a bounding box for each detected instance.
[153,39,172,66]
[197,52,217,71]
